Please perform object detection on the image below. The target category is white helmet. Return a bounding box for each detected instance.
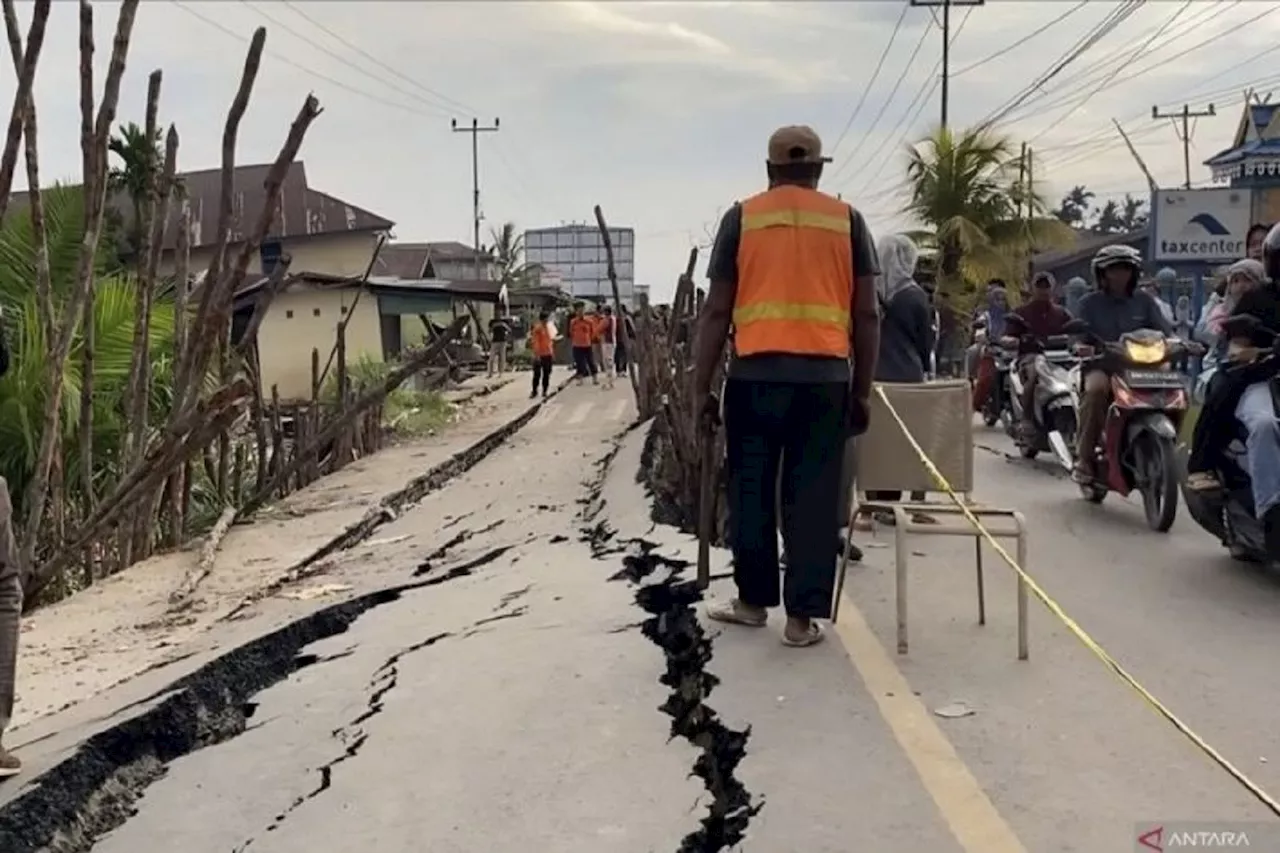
[1091,244,1142,286]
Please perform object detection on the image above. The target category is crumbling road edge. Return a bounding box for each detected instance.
[580,433,763,852]
[222,376,572,617]
[0,541,520,853]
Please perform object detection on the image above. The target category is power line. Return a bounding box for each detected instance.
[978,0,1144,130]
[238,0,455,116]
[276,0,476,116]
[842,7,975,197]
[909,0,985,128]
[171,1,445,120]
[1153,103,1217,189]
[1013,0,1271,138]
[951,1,1088,77]
[828,1,911,158]
[1027,0,1194,145]
[999,0,1232,126]
[827,14,933,185]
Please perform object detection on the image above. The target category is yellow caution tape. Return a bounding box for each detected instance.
[873,383,1280,817]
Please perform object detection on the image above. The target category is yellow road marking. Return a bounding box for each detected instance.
[833,592,1028,853]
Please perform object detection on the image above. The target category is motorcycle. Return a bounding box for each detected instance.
[1000,317,1080,471]
[1066,318,1196,532]
[980,334,1017,429]
[1180,317,1280,563]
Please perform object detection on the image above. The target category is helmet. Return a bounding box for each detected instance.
[1091,244,1143,285]
[1262,222,1280,283]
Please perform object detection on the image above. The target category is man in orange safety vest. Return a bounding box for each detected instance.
[693,125,881,648]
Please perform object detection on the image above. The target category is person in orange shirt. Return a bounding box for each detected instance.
[568,302,598,385]
[528,310,555,399]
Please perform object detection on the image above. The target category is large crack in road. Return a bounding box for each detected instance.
[1,409,760,852]
[0,534,524,853]
[581,440,763,852]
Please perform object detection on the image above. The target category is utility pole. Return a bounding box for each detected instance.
[1151,103,1214,190]
[451,117,501,277]
[910,0,984,129]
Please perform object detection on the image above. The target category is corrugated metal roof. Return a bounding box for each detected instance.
[7,161,395,250]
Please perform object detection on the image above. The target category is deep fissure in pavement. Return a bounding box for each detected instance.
[582,439,763,852]
[0,522,519,853]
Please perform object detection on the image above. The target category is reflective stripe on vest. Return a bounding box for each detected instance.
[733,186,854,358]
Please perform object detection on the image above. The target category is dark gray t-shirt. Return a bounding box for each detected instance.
[1076,290,1172,342]
[706,201,880,384]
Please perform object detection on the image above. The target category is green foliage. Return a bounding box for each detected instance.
[904,125,1075,305]
[0,184,175,515]
[320,353,454,436]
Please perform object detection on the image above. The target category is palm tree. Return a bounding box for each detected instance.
[904,126,1073,307]
[107,121,163,262]
[487,221,542,290]
[0,184,175,517]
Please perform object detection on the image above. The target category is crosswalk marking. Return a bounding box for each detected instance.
[526,394,634,429]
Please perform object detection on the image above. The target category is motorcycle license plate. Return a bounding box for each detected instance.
[1124,369,1184,388]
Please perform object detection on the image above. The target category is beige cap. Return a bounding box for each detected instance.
[767,125,831,165]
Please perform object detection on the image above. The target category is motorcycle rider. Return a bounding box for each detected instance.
[1001,271,1073,442]
[1185,258,1268,491]
[1072,244,1172,484]
[1199,224,1280,554]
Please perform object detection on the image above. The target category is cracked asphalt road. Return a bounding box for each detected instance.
[12,389,1280,853]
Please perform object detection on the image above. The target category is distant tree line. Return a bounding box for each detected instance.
[1051,185,1148,234]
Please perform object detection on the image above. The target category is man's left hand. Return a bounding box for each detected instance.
[846,394,871,437]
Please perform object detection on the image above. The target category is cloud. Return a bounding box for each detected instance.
[6,1,1280,298]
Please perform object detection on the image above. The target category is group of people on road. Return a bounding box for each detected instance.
[524,300,635,399]
[688,121,1280,649]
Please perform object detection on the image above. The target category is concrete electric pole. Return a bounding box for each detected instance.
[451,117,501,277]
[1151,103,1215,190]
[910,0,984,129]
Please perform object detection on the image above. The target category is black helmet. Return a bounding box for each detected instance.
[1263,222,1280,283]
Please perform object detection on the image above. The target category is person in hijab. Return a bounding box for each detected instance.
[967,283,1008,410]
[1063,276,1089,317]
[866,233,933,509]
[1186,258,1269,490]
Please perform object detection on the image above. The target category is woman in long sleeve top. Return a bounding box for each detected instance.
[868,234,933,508]
[874,234,935,384]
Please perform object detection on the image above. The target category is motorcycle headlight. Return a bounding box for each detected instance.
[1124,340,1166,364]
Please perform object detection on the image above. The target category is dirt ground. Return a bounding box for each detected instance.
[9,376,537,731]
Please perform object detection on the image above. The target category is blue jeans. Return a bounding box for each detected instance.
[1235,381,1280,518]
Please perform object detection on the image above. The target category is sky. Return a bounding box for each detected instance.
[10,0,1280,301]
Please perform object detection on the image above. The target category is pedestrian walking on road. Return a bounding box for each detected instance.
[693,124,880,648]
[528,310,555,399]
[569,303,598,385]
[0,306,22,776]
[599,304,618,390]
[487,313,511,377]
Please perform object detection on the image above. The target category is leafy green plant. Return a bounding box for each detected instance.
[0,184,175,516]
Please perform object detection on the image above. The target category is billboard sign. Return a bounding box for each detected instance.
[1152,188,1252,262]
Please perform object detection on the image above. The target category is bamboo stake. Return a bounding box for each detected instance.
[19,0,140,575]
[240,316,468,517]
[0,0,50,228]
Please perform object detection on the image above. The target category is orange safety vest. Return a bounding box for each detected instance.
[569,316,594,347]
[530,323,553,357]
[733,185,854,358]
